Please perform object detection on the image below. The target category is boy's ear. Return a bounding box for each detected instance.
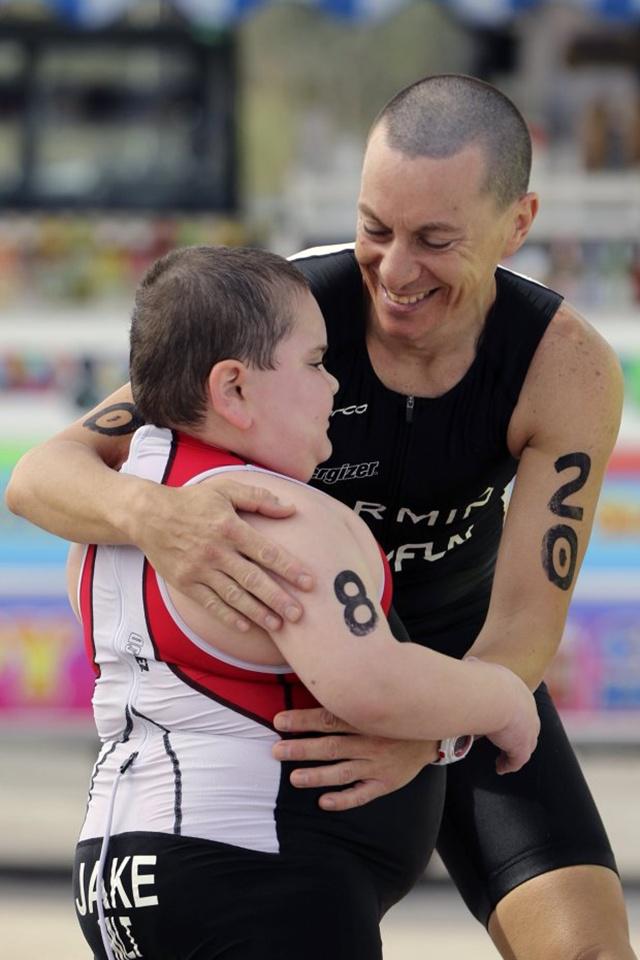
[207,360,252,430]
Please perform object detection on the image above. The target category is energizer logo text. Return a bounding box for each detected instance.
[312,461,379,485]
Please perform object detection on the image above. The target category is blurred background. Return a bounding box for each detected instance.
[0,0,639,956]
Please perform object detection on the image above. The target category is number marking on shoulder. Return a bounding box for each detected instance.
[333,570,378,637]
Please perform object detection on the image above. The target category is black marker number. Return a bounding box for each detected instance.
[83,402,145,437]
[541,524,578,591]
[542,452,589,591]
[334,570,378,637]
[549,452,591,521]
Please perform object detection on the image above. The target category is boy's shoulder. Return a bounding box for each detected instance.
[231,467,381,573]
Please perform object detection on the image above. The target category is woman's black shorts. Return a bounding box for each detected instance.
[436,680,617,926]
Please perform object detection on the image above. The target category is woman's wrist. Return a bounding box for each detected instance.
[119,474,161,547]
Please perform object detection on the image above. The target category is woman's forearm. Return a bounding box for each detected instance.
[9,436,310,630]
[5,439,152,544]
[464,637,550,692]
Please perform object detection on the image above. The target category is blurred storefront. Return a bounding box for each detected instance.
[1,0,640,743]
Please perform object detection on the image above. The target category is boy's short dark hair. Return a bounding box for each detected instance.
[130,245,310,429]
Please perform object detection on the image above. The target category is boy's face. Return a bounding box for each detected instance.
[249,288,338,482]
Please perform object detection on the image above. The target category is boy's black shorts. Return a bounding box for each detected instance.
[74,832,389,960]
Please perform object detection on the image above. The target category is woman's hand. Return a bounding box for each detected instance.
[135,476,314,631]
[272,708,438,811]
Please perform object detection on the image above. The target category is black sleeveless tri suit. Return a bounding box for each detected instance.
[293,244,617,926]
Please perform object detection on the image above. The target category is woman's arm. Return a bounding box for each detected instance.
[467,304,624,689]
[5,386,314,630]
[6,384,143,543]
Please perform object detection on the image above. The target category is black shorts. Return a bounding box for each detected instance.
[436,685,617,926]
[408,611,618,927]
[73,832,389,960]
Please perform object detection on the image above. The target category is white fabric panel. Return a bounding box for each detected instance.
[81,424,282,853]
[80,717,282,853]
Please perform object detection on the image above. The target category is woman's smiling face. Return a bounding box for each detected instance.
[355,126,528,346]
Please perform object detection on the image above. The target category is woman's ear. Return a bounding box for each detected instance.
[502,192,539,258]
[207,360,253,430]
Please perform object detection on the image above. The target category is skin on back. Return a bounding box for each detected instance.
[162,468,384,667]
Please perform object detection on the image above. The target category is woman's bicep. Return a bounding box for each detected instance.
[56,382,142,469]
[6,383,143,539]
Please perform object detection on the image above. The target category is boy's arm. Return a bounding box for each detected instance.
[248,486,538,769]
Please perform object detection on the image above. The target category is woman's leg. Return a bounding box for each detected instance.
[435,684,635,958]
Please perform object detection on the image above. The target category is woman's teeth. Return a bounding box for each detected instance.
[384,287,432,305]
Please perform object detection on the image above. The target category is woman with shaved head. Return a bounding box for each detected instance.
[8,76,635,959]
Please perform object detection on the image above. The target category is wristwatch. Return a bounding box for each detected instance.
[433,734,474,765]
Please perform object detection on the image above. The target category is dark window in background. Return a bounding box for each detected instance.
[567,27,640,68]
[0,24,237,211]
[471,26,520,81]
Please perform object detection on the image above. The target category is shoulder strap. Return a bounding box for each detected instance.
[482,267,564,406]
[290,245,365,350]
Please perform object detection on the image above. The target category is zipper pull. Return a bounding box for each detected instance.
[405,395,415,424]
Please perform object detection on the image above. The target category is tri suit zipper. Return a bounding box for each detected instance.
[405,395,415,424]
[382,394,415,546]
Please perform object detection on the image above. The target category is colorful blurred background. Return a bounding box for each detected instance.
[1,0,639,956]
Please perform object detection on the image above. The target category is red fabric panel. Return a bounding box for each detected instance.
[79,544,100,677]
